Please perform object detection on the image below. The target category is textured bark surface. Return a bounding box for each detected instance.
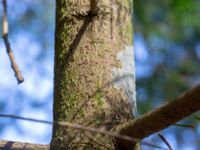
[52,0,136,149]
[0,140,49,150]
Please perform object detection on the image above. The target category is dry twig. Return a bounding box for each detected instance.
[90,0,98,15]
[0,113,167,150]
[2,0,24,83]
[158,133,172,150]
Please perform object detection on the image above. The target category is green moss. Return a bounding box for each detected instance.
[52,0,134,149]
[93,80,104,107]
[53,0,88,123]
[93,90,104,107]
[94,120,101,126]
[126,20,133,44]
[60,69,83,119]
[116,0,129,8]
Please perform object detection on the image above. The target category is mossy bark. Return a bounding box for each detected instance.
[52,0,137,149]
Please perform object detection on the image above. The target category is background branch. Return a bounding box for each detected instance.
[116,84,200,149]
[0,114,166,150]
[1,84,200,149]
[2,0,24,84]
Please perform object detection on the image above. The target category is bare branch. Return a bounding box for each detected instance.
[0,114,166,150]
[90,0,98,15]
[158,133,172,150]
[1,76,199,150]
[2,0,24,84]
[1,84,200,149]
[116,84,200,149]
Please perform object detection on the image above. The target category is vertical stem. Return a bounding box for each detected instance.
[90,0,97,15]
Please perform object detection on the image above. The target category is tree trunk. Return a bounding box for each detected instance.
[51,0,138,149]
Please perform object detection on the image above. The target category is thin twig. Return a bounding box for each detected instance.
[0,113,167,150]
[2,0,24,84]
[194,116,200,121]
[90,0,98,15]
[173,123,195,129]
[158,133,172,150]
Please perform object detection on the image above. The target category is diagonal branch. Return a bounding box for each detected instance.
[1,84,200,149]
[0,114,166,150]
[116,84,200,149]
[2,0,24,84]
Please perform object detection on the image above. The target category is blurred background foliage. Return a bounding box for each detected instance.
[134,0,200,149]
[0,0,199,150]
[0,0,54,144]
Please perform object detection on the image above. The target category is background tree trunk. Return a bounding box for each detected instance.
[51,0,137,149]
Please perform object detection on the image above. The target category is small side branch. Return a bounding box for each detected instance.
[116,84,200,149]
[0,140,49,150]
[2,0,24,83]
[90,0,98,15]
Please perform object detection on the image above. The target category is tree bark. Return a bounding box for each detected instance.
[52,0,137,149]
[0,140,49,150]
[0,84,200,150]
[1,1,200,150]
